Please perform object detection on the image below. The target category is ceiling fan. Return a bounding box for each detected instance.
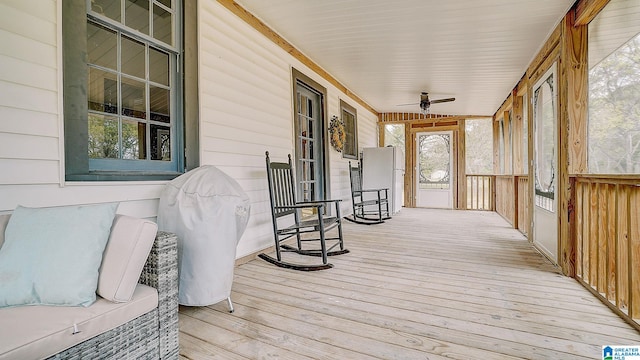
[397,92,456,114]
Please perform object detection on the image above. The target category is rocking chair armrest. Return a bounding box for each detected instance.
[274,203,324,210]
[297,199,343,205]
[298,200,342,217]
[357,188,389,194]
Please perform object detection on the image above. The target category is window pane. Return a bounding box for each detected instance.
[87,22,117,70]
[89,114,119,159]
[150,124,171,160]
[122,77,146,119]
[588,0,640,174]
[384,124,405,150]
[464,119,493,174]
[88,67,118,114]
[418,134,450,189]
[157,0,171,8]
[150,86,170,122]
[153,4,172,45]
[307,118,314,138]
[534,75,555,202]
[122,120,146,159]
[125,0,150,35]
[121,36,146,79]
[342,109,356,157]
[91,0,121,22]
[149,47,169,85]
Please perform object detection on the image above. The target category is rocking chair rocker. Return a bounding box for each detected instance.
[346,161,391,225]
[259,152,349,271]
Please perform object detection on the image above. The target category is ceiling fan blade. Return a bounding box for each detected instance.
[396,102,420,106]
[429,97,455,104]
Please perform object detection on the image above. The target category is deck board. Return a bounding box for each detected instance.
[178,208,640,359]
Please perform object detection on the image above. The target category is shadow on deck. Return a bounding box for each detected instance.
[178,208,640,359]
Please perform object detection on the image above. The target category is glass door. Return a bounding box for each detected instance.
[533,64,558,263]
[415,131,453,208]
[294,82,325,204]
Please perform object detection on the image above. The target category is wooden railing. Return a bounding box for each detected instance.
[572,175,640,327]
[466,174,529,234]
[495,175,515,223]
[516,176,529,236]
[492,175,530,235]
[466,175,495,210]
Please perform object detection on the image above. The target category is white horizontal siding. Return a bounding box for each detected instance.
[199,1,379,258]
[0,0,56,24]
[0,29,58,69]
[0,0,61,189]
[0,183,166,218]
[0,160,60,185]
[0,133,59,160]
[0,54,57,91]
[0,2,56,46]
[0,1,162,219]
[0,106,59,137]
[0,0,378,261]
[0,80,58,115]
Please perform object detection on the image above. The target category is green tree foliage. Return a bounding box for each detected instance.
[465,119,493,174]
[589,33,640,174]
[418,134,450,187]
[384,124,405,151]
[88,115,119,159]
[88,115,142,159]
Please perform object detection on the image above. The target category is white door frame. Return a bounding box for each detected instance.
[532,64,558,264]
[415,131,453,209]
[294,81,325,203]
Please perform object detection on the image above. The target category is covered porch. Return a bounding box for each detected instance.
[178,208,640,359]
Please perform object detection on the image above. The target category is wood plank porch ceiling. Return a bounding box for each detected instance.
[178,208,640,359]
[228,0,576,116]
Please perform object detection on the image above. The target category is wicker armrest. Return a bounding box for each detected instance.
[139,231,179,360]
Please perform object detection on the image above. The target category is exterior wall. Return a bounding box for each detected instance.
[198,1,378,257]
[0,0,378,258]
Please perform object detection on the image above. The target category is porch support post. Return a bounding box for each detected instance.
[456,119,466,210]
[559,7,588,277]
[492,115,500,175]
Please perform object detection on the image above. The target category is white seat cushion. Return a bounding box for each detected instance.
[97,215,158,302]
[0,284,158,360]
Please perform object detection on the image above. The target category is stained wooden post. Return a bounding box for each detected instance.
[457,119,466,210]
[559,8,588,277]
[512,95,524,174]
[492,115,500,174]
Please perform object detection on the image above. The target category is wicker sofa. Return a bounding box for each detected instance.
[49,231,180,360]
[0,213,180,360]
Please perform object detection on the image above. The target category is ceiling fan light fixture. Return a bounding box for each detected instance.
[419,100,430,114]
[395,91,454,114]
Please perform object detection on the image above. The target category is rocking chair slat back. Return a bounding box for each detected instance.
[261,151,349,271]
[347,161,391,225]
[350,165,363,193]
[266,152,297,218]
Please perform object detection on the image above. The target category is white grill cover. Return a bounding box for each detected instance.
[157,166,250,306]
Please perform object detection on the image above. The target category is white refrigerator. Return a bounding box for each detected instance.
[362,146,405,214]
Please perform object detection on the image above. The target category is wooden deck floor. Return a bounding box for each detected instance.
[178,208,640,359]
